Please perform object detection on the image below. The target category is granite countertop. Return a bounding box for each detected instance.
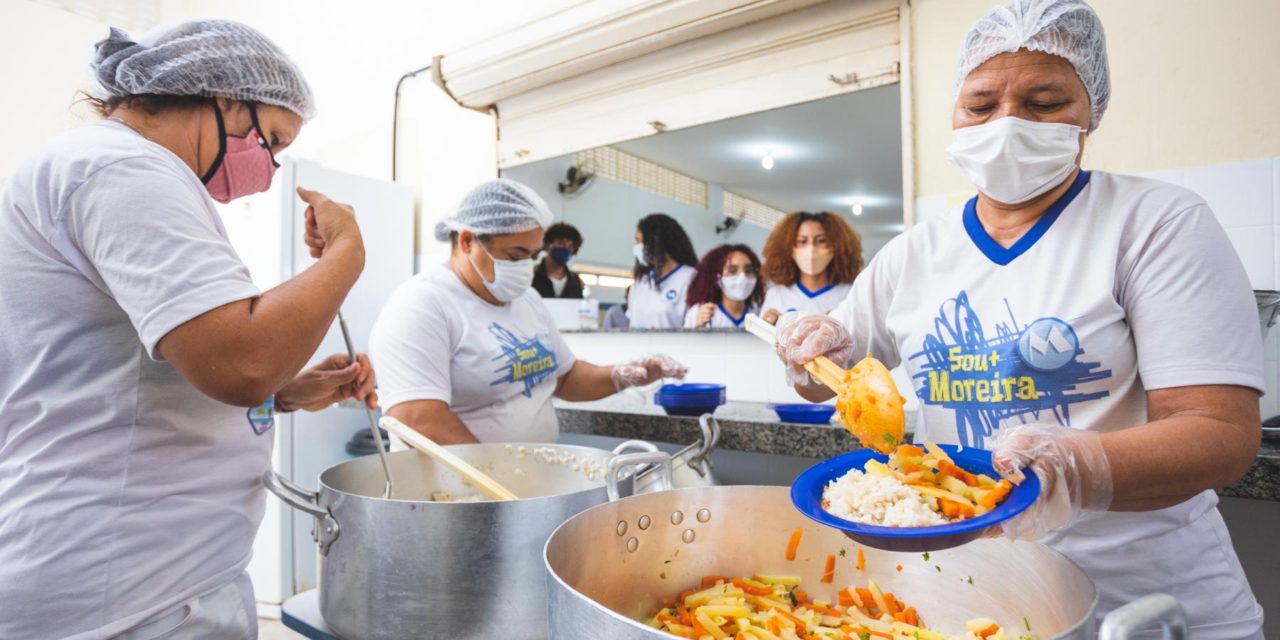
[555,398,1280,502]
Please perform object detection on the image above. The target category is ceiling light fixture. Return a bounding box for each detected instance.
[851,202,864,216]
[761,152,774,171]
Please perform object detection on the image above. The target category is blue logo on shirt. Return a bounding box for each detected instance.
[488,322,559,398]
[908,291,1111,448]
[665,289,678,302]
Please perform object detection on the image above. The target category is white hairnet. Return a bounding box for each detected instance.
[434,179,554,242]
[954,0,1110,131]
[91,21,316,120]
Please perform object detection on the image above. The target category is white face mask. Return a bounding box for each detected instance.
[720,274,757,302]
[632,242,648,266]
[469,241,535,302]
[946,117,1085,205]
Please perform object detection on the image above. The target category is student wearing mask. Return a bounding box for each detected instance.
[533,222,585,299]
[683,244,765,329]
[776,1,1264,635]
[760,211,865,323]
[370,180,686,444]
[627,213,699,329]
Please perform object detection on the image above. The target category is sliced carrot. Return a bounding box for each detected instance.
[837,589,855,607]
[822,554,837,583]
[701,575,732,587]
[856,548,866,571]
[895,564,903,572]
[735,633,746,640]
[882,592,900,615]
[903,607,919,626]
[975,622,1000,638]
[732,578,774,596]
[785,528,804,561]
[897,444,925,458]
[979,479,1013,509]
[768,606,808,635]
[938,458,980,487]
[938,497,976,520]
[793,588,810,603]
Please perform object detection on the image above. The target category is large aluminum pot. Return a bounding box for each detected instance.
[265,443,672,640]
[545,486,1187,639]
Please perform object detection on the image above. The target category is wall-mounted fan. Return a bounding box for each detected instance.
[558,165,595,197]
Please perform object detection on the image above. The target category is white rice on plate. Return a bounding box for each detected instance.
[822,469,945,527]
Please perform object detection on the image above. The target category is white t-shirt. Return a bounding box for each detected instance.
[762,281,852,316]
[833,171,1264,637]
[0,121,267,639]
[550,274,567,297]
[370,266,578,443]
[683,302,760,329]
[627,264,694,329]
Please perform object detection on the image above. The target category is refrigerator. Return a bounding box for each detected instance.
[217,158,416,613]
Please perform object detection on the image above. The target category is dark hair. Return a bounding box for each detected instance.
[79,91,212,119]
[634,213,698,279]
[544,222,583,251]
[761,211,864,286]
[448,230,492,250]
[686,244,765,307]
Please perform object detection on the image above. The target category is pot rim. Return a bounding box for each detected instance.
[542,485,1100,639]
[317,441,628,506]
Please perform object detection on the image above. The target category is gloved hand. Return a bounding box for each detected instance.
[611,354,688,391]
[774,312,856,388]
[988,424,1113,540]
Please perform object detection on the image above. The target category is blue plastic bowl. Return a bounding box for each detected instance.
[654,383,725,417]
[790,445,1040,552]
[770,403,836,424]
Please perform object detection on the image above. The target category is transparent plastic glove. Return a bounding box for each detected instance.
[774,312,856,388]
[988,424,1113,541]
[611,354,688,391]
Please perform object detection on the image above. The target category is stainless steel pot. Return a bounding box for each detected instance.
[544,486,1187,639]
[613,414,720,490]
[265,443,672,640]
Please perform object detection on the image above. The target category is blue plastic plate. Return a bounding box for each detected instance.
[654,383,725,417]
[659,405,720,417]
[790,445,1040,552]
[770,403,836,424]
[656,383,726,396]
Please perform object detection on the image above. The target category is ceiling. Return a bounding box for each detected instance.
[614,85,904,237]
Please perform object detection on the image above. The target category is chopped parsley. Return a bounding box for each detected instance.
[966,576,974,585]
[883,433,898,447]
[857,633,872,640]
[922,552,930,561]
[1024,617,1031,631]
[839,549,847,557]
[935,565,942,572]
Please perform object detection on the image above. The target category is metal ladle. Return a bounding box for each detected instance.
[336,310,394,499]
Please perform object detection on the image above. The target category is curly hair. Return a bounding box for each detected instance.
[686,244,765,307]
[760,211,864,286]
[634,213,698,279]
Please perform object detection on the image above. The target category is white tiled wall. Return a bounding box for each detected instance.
[914,157,1280,419]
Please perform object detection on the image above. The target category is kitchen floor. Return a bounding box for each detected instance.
[259,618,304,639]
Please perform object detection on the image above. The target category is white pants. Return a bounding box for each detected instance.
[112,573,256,640]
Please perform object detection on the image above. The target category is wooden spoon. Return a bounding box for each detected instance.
[379,416,519,501]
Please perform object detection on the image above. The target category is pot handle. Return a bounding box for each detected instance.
[696,414,721,459]
[1098,594,1188,640]
[611,440,660,455]
[262,470,327,519]
[607,451,673,501]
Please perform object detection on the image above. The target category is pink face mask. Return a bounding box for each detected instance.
[201,101,278,204]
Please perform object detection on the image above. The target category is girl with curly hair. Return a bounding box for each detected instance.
[683,244,765,329]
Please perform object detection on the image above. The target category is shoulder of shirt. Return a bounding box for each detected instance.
[19,121,189,181]
[1086,171,1209,218]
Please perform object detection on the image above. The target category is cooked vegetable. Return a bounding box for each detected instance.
[785,528,804,561]
[645,574,1022,640]
[837,442,1015,524]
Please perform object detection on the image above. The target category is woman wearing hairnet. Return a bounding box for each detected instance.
[370,179,687,444]
[0,22,377,639]
[778,0,1264,635]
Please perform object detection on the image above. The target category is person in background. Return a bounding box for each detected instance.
[776,0,1263,635]
[760,211,864,323]
[0,22,376,639]
[370,179,686,444]
[533,221,585,299]
[627,212,699,328]
[684,244,765,329]
[603,286,632,329]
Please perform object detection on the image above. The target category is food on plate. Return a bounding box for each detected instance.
[822,444,1014,527]
[645,574,1021,640]
[833,356,907,454]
